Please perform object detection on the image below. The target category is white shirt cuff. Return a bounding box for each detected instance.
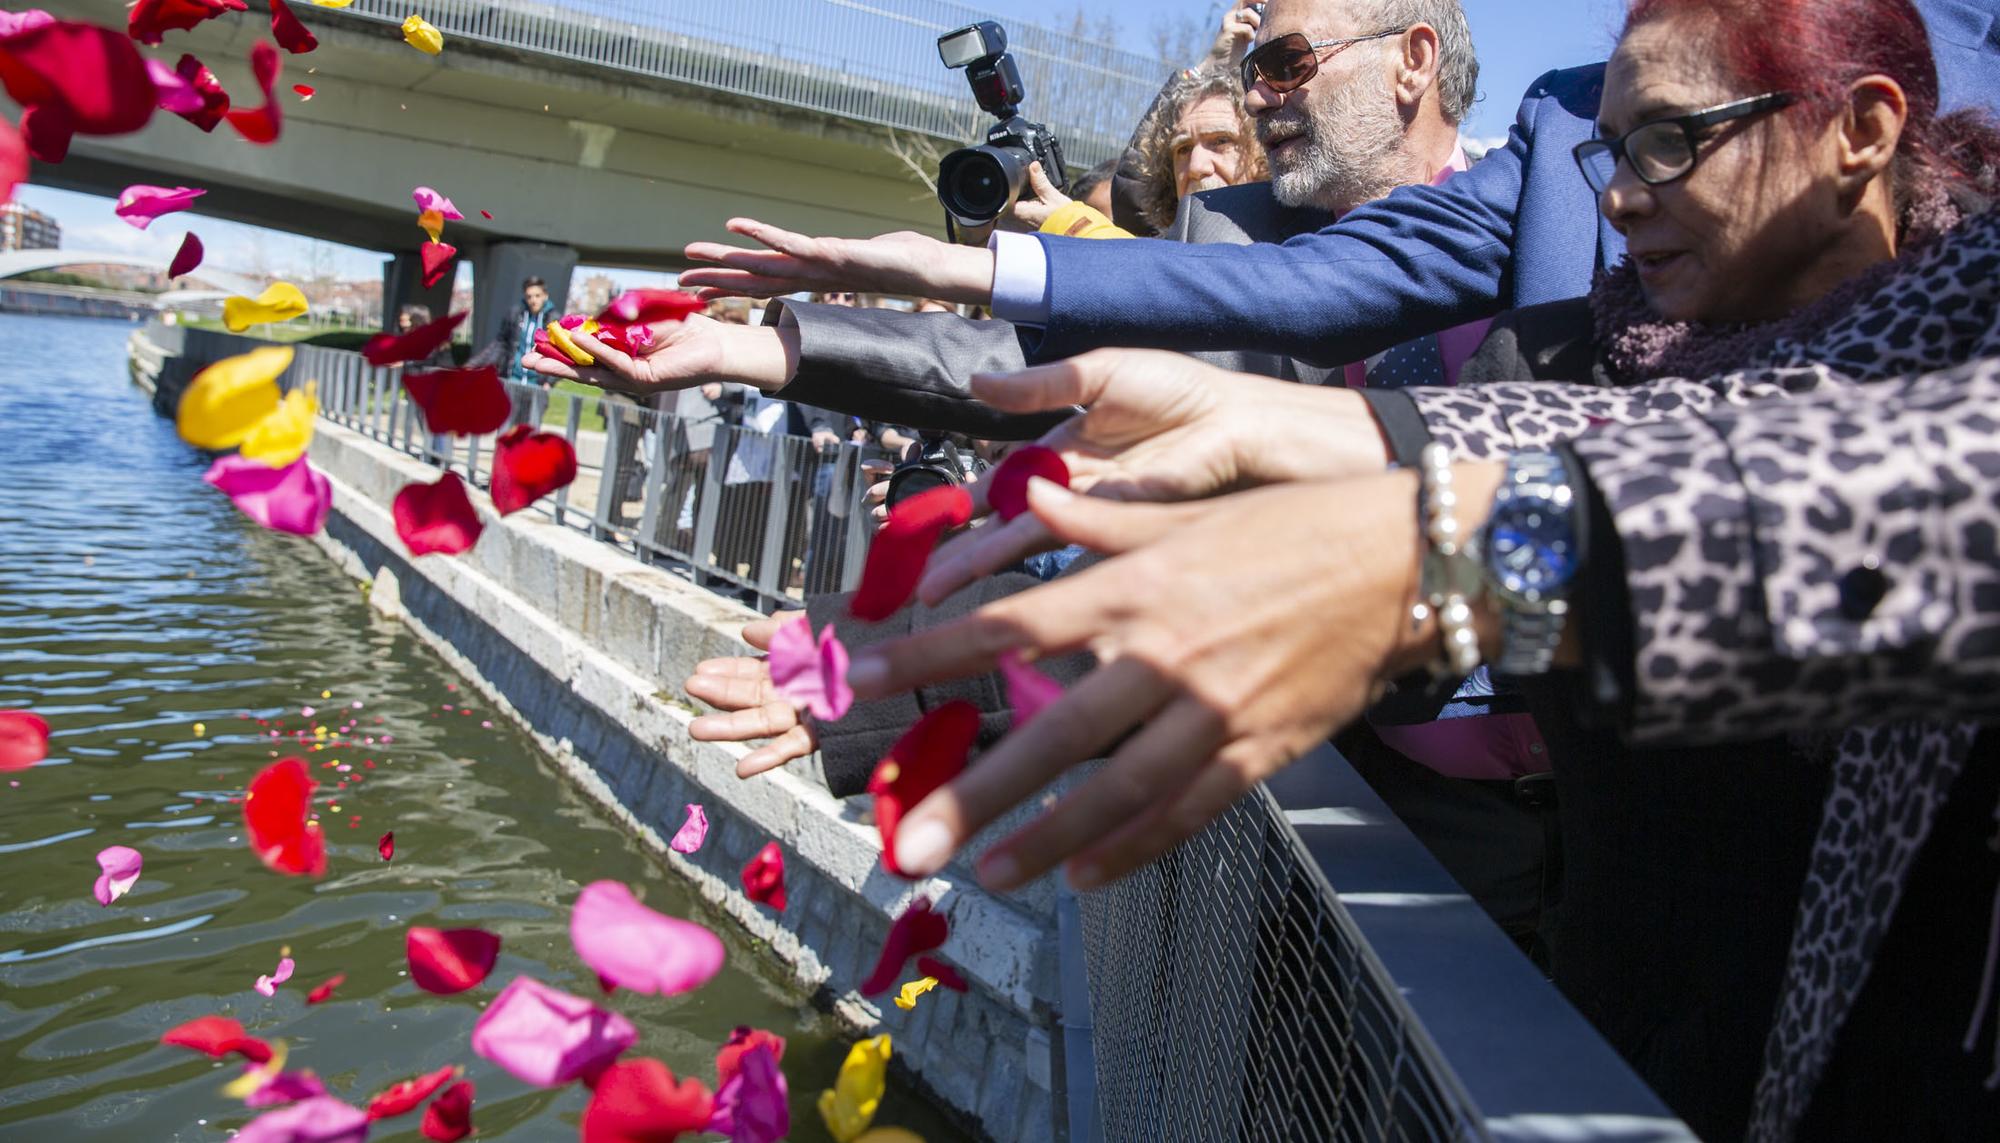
[988,230,1052,327]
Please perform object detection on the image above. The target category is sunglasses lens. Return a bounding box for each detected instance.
[1248,37,1314,91]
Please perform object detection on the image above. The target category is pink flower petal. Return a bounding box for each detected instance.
[0,11,54,38]
[256,955,296,996]
[204,454,331,537]
[668,804,708,854]
[377,831,394,861]
[241,1067,329,1109]
[766,616,853,722]
[233,1095,369,1143]
[146,57,204,115]
[0,709,47,771]
[92,844,142,905]
[1001,651,1062,728]
[411,185,463,220]
[706,1043,788,1143]
[471,975,637,1087]
[114,184,204,230]
[570,880,724,997]
[168,231,204,278]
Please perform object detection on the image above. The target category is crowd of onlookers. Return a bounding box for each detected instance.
[510,0,2000,1138]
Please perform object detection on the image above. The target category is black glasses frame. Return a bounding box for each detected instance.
[1573,91,1798,194]
[1239,29,1406,94]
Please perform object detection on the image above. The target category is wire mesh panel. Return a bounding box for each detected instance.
[1079,785,1488,1142]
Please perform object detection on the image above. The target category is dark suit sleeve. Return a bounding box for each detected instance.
[765,301,1070,441]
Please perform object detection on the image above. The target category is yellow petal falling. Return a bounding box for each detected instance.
[418,208,444,243]
[892,977,938,1011]
[545,321,594,366]
[402,13,444,55]
[177,346,293,449]
[222,282,309,333]
[818,1034,890,1143]
[238,380,319,467]
[310,0,355,6]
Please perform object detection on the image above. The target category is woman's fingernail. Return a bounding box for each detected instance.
[896,819,955,877]
[1067,862,1105,891]
[847,656,888,693]
[978,850,1022,890]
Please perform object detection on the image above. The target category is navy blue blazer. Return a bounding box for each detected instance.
[1027,0,1999,369]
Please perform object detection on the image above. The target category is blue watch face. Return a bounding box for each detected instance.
[1488,503,1576,597]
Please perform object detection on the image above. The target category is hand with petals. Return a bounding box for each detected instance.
[680,218,996,306]
[915,348,1391,606]
[522,312,793,398]
[686,612,819,777]
[846,467,1509,894]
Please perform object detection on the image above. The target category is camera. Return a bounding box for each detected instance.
[885,434,985,509]
[935,21,1070,233]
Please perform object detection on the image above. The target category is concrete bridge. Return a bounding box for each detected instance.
[17,0,1166,350]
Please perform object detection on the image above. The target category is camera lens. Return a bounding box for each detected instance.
[938,145,1029,226]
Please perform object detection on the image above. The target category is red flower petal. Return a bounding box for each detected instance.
[859,899,949,996]
[478,209,492,220]
[580,1058,713,1143]
[269,0,317,54]
[377,830,394,861]
[420,1080,474,1141]
[402,365,509,435]
[160,1015,274,1063]
[420,241,457,289]
[305,972,346,1004]
[0,709,50,771]
[223,41,282,145]
[598,288,701,326]
[393,472,484,556]
[365,1064,459,1119]
[364,309,465,366]
[915,955,967,991]
[170,54,229,132]
[867,701,976,877]
[714,1027,786,1089]
[740,842,786,911]
[0,21,155,149]
[168,231,204,278]
[849,485,973,622]
[406,926,500,994]
[244,757,327,876]
[292,83,314,100]
[0,117,21,204]
[19,101,68,162]
[986,444,1070,522]
[490,425,578,516]
[127,0,248,46]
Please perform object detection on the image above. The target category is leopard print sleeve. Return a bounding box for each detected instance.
[1566,358,2000,744]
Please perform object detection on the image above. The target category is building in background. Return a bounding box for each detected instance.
[0,202,60,251]
[571,273,618,316]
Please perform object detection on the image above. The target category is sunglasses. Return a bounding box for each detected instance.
[1240,29,1405,94]
[1573,91,1797,195]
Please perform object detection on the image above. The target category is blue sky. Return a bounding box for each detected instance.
[19,0,1624,285]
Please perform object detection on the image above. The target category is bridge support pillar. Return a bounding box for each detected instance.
[381,248,458,332]
[471,241,577,355]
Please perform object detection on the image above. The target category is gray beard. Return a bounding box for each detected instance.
[1262,74,1422,214]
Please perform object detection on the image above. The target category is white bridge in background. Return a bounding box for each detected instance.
[0,249,260,297]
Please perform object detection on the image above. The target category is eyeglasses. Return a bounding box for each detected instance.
[1573,91,1797,195]
[1240,29,1405,95]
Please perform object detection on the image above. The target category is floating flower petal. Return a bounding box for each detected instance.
[892,977,937,1011]
[179,345,290,446]
[868,701,976,877]
[378,831,394,861]
[714,1027,786,1089]
[600,288,702,326]
[1000,651,1061,728]
[148,58,205,116]
[817,1035,890,1143]
[224,41,283,144]
[93,845,142,905]
[420,241,456,289]
[393,472,483,557]
[402,13,443,55]
[255,955,297,998]
[269,0,318,54]
[406,925,500,994]
[419,1080,474,1142]
[708,1043,787,1143]
[741,842,786,911]
[0,11,53,37]
[403,365,508,435]
[363,309,464,366]
[223,282,309,333]
[768,616,853,722]
[850,485,973,621]
[245,757,326,876]
[0,19,158,138]
[204,454,332,537]
[310,0,353,6]
[169,231,204,278]
[860,899,948,997]
[490,425,577,515]
[234,1055,330,1109]
[169,53,229,132]
[233,1095,369,1143]
[364,1065,458,1119]
[915,956,966,992]
[161,1015,275,1064]
[17,100,66,162]
[416,207,444,243]
[292,84,314,100]
[0,709,50,771]
[412,186,461,220]
[238,380,319,467]
[570,880,725,997]
[668,804,707,854]
[582,1058,713,1143]
[0,116,26,202]
[985,444,1069,522]
[305,973,345,1005]
[127,0,248,46]
[472,975,637,1087]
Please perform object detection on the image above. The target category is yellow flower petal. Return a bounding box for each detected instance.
[418,208,444,243]
[177,346,293,449]
[818,1034,891,1143]
[403,14,444,55]
[222,282,309,333]
[892,976,938,1011]
[239,380,319,467]
[545,321,594,366]
[311,0,355,6]
[220,1040,288,1100]
[853,1131,927,1143]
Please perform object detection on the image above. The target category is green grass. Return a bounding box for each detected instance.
[177,316,350,343]
[542,380,607,432]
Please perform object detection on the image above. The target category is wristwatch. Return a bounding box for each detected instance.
[1481,451,1579,676]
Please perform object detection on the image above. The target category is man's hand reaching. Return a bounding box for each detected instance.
[680,218,997,306]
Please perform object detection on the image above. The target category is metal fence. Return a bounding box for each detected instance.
[329,0,1168,168]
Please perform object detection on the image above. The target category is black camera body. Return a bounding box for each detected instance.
[885,435,985,509]
[936,22,1070,233]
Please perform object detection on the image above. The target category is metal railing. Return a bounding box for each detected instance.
[329,0,1168,168]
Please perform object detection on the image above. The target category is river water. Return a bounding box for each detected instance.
[0,315,957,1141]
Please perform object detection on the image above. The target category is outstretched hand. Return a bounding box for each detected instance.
[679,218,997,305]
[523,312,731,396]
[686,612,819,778]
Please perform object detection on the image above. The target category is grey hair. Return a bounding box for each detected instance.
[1356,0,1479,124]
